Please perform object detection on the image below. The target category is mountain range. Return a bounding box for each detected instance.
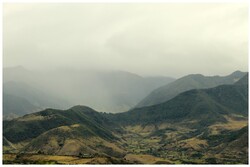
[3,66,175,119]
[3,71,248,164]
[109,81,248,127]
[136,71,246,108]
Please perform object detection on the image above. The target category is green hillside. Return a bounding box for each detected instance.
[109,84,247,128]
[4,105,121,143]
[136,71,246,108]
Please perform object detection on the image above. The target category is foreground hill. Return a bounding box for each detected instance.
[3,106,125,158]
[136,71,246,108]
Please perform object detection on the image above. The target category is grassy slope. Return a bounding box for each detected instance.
[4,105,120,143]
[3,105,125,157]
[109,84,247,128]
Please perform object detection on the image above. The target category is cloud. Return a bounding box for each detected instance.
[3,3,248,77]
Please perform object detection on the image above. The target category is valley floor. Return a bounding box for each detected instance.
[3,153,125,164]
[118,119,248,164]
[3,153,172,164]
[3,114,248,164]
[3,121,248,165]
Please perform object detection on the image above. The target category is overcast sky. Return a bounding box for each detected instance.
[3,3,248,77]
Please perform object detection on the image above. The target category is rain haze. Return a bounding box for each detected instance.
[3,3,248,78]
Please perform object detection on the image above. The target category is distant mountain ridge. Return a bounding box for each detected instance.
[108,74,248,128]
[3,81,72,120]
[3,66,175,118]
[235,73,248,85]
[4,81,70,109]
[3,93,41,120]
[136,71,247,108]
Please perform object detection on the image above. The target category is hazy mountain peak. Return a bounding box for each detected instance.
[230,70,245,77]
[186,74,204,77]
[69,105,95,111]
[182,74,205,80]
